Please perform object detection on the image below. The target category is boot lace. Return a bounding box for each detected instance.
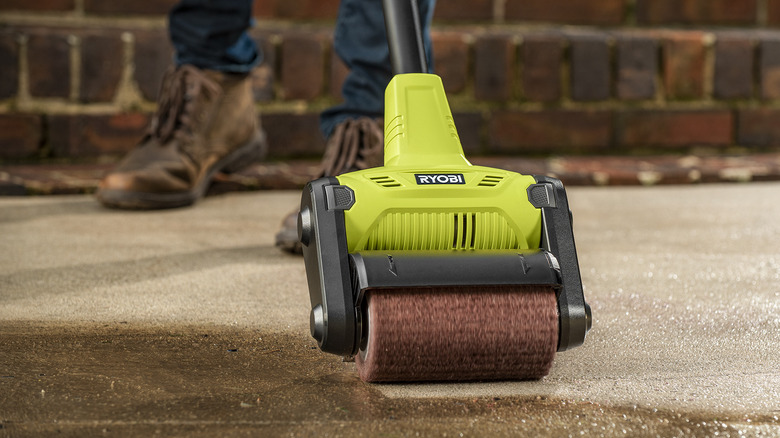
[318,117,384,177]
[148,65,222,145]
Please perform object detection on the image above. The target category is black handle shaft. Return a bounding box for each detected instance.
[382,0,428,74]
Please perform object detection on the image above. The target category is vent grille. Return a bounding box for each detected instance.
[362,211,521,251]
[369,176,402,187]
[444,115,460,140]
[478,175,504,187]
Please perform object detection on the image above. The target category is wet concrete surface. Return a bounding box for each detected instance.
[3,324,778,437]
[2,184,780,436]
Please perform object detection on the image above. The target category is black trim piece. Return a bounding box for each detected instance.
[532,176,591,351]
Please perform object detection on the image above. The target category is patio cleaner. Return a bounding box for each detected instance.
[298,0,591,382]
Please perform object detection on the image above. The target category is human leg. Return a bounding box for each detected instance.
[168,0,260,73]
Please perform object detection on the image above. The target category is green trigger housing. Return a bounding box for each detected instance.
[300,73,592,361]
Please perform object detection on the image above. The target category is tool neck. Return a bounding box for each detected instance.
[383,74,471,168]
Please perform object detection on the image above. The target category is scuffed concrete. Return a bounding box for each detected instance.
[1,184,779,435]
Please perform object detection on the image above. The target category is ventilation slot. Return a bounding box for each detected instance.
[444,115,460,140]
[478,175,504,187]
[452,213,477,250]
[369,176,402,187]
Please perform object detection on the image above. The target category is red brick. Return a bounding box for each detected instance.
[249,32,276,102]
[616,35,657,100]
[262,112,325,158]
[329,49,349,101]
[636,0,757,25]
[49,113,149,157]
[432,32,469,94]
[0,114,42,159]
[133,30,175,101]
[662,32,706,100]
[80,32,124,102]
[0,0,74,12]
[27,32,71,99]
[714,36,754,99]
[759,38,780,100]
[620,110,733,148]
[488,110,612,154]
[250,64,275,103]
[474,35,515,101]
[0,33,19,99]
[253,0,339,20]
[505,0,625,25]
[83,0,177,15]
[280,34,325,100]
[521,34,562,102]
[569,34,611,101]
[434,0,493,21]
[737,109,780,146]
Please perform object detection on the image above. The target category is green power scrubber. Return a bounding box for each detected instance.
[299,0,591,382]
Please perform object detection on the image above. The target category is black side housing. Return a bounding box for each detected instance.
[299,177,356,356]
[531,176,592,350]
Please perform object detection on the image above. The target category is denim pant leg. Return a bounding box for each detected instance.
[169,0,260,73]
[320,0,436,139]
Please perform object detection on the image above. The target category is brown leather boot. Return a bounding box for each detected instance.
[96,65,267,209]
[274,117,383,254]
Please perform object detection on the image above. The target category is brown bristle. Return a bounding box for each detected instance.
[355,285,559,383]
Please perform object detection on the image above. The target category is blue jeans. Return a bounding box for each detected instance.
[169,0,435,138]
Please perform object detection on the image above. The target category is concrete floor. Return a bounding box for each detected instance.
[1,184,779,436]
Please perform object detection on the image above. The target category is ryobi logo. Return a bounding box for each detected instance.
[415,174,465,185]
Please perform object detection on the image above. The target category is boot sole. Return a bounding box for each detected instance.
[96,130,268,210]
[275,227,303,254]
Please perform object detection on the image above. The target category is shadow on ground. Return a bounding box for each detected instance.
[0,245,282,302]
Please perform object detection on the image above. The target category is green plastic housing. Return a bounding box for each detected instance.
[337,73,542,252]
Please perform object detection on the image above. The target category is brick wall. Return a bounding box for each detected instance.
[3,0,780,162]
